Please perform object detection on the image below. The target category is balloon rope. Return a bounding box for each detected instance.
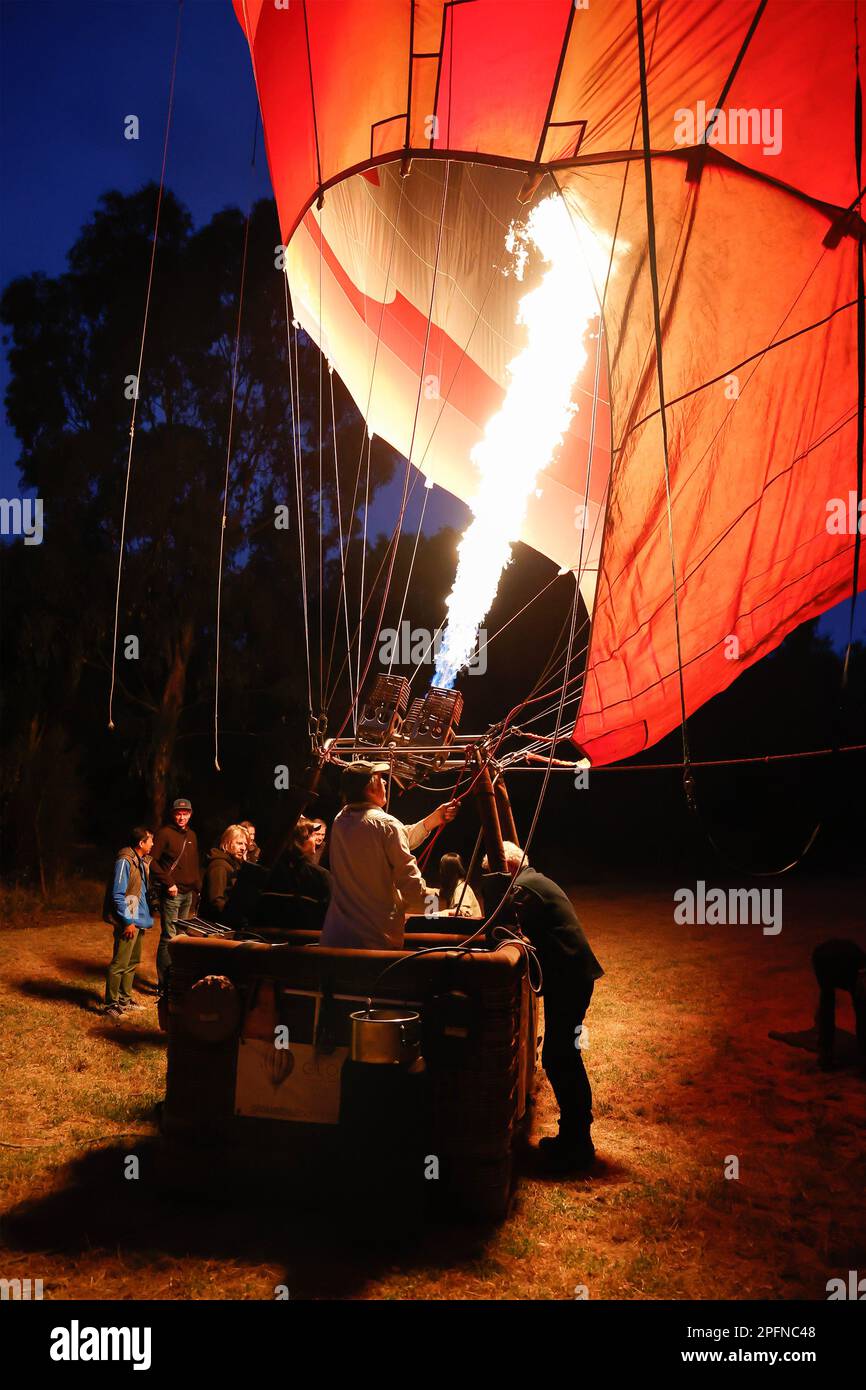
[537,171,625,736]
[701,0,769,147]
[282,277,313,716]
[618,301,857,453]
[402,255,511,692]
[356,431,372,713]
[504,743,866,772]
[388,181,526,690]
[508,573,584,874]
[301,0,324,194]
[432,573,586,949]
[387,486,432,680]
[544,53,648,743]
[214,109,258,771]
[326,220,513,708]
[331,161,452,740]
[107,0,184,730]
[322,179,406,712]
[321,178,406,714]
[326,366,356,727]
[635,0,694,807]
[547,188,607,592]
[845,1,864,679]
[348,179,406,711]
[317,202,324,714]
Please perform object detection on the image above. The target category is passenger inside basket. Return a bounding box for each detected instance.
[264,817,334,930]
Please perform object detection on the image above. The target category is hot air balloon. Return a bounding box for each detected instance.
[233,0,864,768]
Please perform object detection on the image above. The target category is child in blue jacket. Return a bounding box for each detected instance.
[103,827,154,1018]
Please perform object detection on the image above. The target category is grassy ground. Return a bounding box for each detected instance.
[1,878,864,1300]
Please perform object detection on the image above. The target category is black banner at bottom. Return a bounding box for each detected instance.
[3,1297,862,1375]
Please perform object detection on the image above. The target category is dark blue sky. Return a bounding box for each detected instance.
[0,0,862,647]
[0,0,268,487]
[0,0,459,534]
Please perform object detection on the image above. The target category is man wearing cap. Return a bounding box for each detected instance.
[320,760,458,950]
[150,798,202,990]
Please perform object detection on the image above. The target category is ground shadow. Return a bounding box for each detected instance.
[52,954,108,976]
[53,955,160,994]
[91,1024,165,1050]
[2,1141,494,1299]
[769,1026,862,1069]
[14,976,102,1012]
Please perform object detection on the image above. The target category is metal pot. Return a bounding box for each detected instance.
[349,1008,421,1066]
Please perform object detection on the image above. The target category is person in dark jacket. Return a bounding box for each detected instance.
[812,938,866,1070]
[239,820,261,864]
[505,844,604,1172]
[202,825,248,920]
[149,797,202,991]
[103,827,154,1019]
[267,817,333,927]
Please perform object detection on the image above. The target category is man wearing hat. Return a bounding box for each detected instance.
[320,760,458,950]
[150,797,202,990]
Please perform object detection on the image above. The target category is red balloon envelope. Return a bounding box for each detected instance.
[234,0,864,764]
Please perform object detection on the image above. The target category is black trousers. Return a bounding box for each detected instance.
[541,982,594,1140]
[813,940,866,1063]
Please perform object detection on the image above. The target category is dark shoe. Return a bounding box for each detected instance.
[538,1134,596,1172]
[538,1129,592,1151]
[102,1003,125,1021]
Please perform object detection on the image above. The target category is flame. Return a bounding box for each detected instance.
[433,195,614,689]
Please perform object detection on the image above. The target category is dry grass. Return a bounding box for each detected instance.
[1,878,864,1300]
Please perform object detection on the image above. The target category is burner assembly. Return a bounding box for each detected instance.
[357,674,410,746]
[391,685,464,787]
[347,675,465,788]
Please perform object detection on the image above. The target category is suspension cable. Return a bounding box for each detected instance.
[282,277,313,716]
[326,365,356,724]
[636,0,694,808]
[108,0,184,730]
[214,108,258,771]
[331,160,453,740]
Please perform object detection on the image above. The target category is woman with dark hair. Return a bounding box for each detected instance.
[266,817,333,928]
[438,852,482,918]
[307,817,327,863]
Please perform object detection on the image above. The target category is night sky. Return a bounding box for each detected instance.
[1,0,862,647]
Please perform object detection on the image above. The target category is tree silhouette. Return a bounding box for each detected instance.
[0,184,398,879]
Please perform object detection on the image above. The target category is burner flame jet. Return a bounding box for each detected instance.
[433,195,614,690]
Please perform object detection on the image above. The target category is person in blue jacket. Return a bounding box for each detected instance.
[102,826,154,1019]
